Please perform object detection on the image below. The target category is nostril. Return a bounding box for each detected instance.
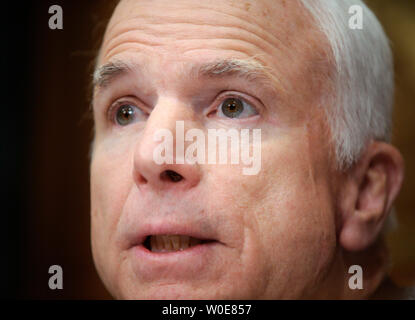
[137,173,148,184]
[160,170,183,182]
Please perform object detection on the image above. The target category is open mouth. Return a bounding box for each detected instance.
[143,235,215,253]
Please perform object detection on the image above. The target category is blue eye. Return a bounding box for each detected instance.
[217,98,258,119]
[115,104,143,126]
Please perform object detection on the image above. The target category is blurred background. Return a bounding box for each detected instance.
[3,0,414,299]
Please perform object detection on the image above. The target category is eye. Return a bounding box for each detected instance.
[217,97,258,119]
[113,103,145,126]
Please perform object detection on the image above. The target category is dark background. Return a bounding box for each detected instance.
[3,0,117,299]
[3,0,414,299]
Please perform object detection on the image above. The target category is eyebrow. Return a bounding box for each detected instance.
[92,57,280,91]
[93,60,132,88]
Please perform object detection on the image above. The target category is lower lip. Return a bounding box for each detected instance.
[129,241,221,280]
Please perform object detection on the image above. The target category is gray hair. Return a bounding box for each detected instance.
[300,1,398,240]
[300,0,394,170]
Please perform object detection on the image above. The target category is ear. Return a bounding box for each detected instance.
[339,141,404,252]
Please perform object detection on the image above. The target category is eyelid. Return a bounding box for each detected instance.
[206,91,262,118]
[107,96,149,124]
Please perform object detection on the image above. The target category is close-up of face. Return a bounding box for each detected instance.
[89,0,405,299]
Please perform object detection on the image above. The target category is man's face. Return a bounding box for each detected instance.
[90,0,341,299]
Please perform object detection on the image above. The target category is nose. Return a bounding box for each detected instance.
[132,98,202,192]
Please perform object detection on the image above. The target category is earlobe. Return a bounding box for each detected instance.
[339,141,404,252]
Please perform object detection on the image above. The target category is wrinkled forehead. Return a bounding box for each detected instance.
[99,0,325,62]
[106,0,301,35]
[96,0,333,111]
[106,0,303,30]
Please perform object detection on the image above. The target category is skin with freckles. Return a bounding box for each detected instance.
[90,0,404,299]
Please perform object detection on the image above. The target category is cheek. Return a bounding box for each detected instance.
[90,136,135,220]
[221,131,338,297]
[267,140,337,294]
[90,140,135,283]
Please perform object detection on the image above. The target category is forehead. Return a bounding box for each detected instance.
[105,0,301,34]
[100,0,324,61]
[97,0,331,109]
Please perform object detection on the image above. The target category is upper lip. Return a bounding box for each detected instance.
[128,222,219,248]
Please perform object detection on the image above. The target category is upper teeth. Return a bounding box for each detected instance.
[149,235,202,253]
